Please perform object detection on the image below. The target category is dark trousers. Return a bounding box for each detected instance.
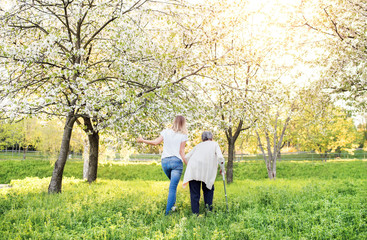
[189,180,214,214]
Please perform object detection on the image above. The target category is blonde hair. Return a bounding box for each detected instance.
[172,115,188,134]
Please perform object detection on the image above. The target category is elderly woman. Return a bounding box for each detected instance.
[183,131,225,214]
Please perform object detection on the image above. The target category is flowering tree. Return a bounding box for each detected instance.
[301,0,367,111]
[0,0,208,193]
[247,0,334,179]
[188,0,320,182]
[254,82,313,179]
[0,0,150,192]
[179,0,269,183]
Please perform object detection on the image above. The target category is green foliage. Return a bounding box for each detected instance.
[235,151,367,161]
[0,160,167,184]
[290,106,361,155]
[1,158,367,239]
[1,159,367,184]
[0,121,22,150]
[233,160,367,180]
[0,173,366,239]
[0,119,40,150]
[0,118,85,154]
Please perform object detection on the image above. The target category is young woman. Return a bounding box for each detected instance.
[137,115,188,215]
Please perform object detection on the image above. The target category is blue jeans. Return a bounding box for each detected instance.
[161,156,183,215]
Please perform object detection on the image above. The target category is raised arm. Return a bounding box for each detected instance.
[137,136,163,146]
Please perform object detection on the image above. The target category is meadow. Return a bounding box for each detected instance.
[0,159,366,239]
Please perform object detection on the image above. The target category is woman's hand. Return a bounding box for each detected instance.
[137,136,163,146]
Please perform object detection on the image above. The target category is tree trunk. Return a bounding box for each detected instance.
[265,156,277,179]
[83,117,100,183]
[223,119,251,184]
[87,131,99,183]
[271,155,277,179]
[277,142,286,161]
[48,114,76,193]
[268,169,276,179]
[267,162,274,179]
[83,138,89,180]
[226,139,235,183]
[258,114,291,180]
[23,146,27,160]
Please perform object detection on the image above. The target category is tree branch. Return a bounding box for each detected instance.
[136,64,207,97]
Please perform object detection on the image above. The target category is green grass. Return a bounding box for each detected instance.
[1,159,367,184]
[1,160,367,239]
[2,150,366,162]
[235,150,367,161]
[0,151,83,161]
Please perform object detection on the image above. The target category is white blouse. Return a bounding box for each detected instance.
[160,128,188,161]
[183,141,225,189]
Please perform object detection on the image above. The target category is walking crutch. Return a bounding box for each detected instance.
[220,161,229,212]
